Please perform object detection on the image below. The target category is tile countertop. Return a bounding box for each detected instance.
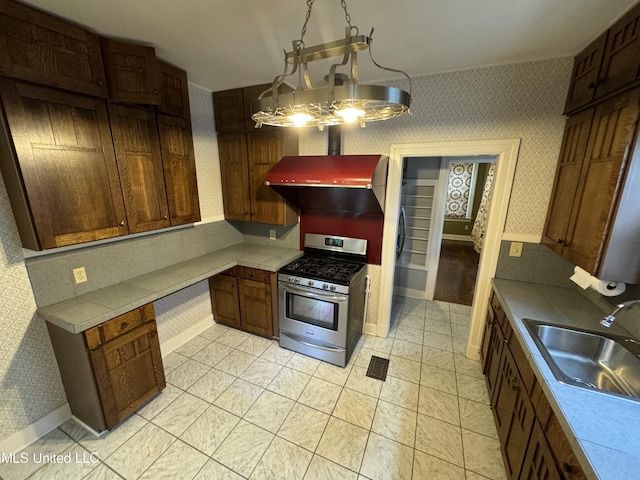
[38,243,303,335]
[492,278,640,480]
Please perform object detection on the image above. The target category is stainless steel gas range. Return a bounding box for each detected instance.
[278,234,367,367]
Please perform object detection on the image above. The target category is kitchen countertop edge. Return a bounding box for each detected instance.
[492,278,640,480]
[38,243,303,334]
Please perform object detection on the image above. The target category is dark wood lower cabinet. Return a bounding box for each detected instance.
[482,290,586,480]
[47,303,165,431]
[209,266,278,337]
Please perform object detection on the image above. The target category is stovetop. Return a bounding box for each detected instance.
[279,255,365,285]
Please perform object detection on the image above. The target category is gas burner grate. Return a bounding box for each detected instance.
[366,356,390,381]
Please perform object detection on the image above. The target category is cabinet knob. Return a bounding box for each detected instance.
[120,322,128,331]
[153,90,159,95]
[96,79,104,86]
[171,214,177,219]
[163,215,168,220]
[562,462,575,474]
[119,220,125,226]
[557,239,564,244]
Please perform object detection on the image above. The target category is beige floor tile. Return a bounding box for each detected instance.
[214,349,257,376]
[199,323,232,341]
[371,400,417,447]
[215,328,251,348]
[286,352,321,375]
[188,367,236,403]
[316,417,369,472]
[415,414,464,466]
[191,342,233,367]
[277,403,329,451]
[212,420,274,478]
[297,376,343,414]
[161,352,189,374]
[239,357,283,388]
[214,378,264,416]
[174,335,212,357]
[267,366,311,400]
[165,358,211,390]
[333,388,378,430]
[424,318,452,336]
[412,450,465,480]
[236,335,273,356]
[462,429,507,479]
[194,459,244,479]
[459,398,499,439]
[136,384,183,420]
[151,392,209,437]
[379,375,419,411]
[418,386,460,426]
[260,343,294,365]
[394,325,424,344]
[313,361,353,386]
[453,353,483,378]
[456,373,491,405]
[181,405,241,456]
[423,332,454,352]
[250,437,312,480]
[243,390,295,433]
[391,338,423,363]
[139,440,208,480]
[420,363,458,394]
[422,347,455,371]
[360,432,414,480]
[303,455,358,480]
[345,365,383,398]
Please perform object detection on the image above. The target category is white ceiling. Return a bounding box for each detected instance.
[20,0,639,92]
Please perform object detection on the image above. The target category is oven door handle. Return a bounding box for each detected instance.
[280,284,348,303]
[281,331,345,352]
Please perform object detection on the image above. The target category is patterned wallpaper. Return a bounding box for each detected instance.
[299,57,573,236]
[0,174,67,443]
[445,163,474,218]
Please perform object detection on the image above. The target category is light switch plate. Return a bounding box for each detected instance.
[73,267,87,284]
[509,242,523,257]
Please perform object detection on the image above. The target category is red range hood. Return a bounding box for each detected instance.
[265,154,388,214]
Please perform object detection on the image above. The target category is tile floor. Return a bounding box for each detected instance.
[0,297,506,480]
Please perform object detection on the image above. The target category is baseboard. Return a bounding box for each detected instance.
[0,403,71,455]
[442,234,473,242]
[501,232,541,243]
[363,322,379,336]
[160,315,215,356]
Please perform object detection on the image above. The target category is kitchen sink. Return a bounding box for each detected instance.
[523,319,640,401]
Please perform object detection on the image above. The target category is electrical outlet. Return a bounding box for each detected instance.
[269,229,276,240]
[73,267,87,284]
[509,242,523,257]
[464,225,469,231]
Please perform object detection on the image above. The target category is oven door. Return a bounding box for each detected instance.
[278,281,348,347]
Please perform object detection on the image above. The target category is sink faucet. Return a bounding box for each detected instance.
[600,299,640,327]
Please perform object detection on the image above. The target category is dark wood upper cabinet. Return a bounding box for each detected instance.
[0,0,108,98]
[0,79,128,250]
[157,113,201,225]
[100,37,161,105]
[563,36,606,115]
[108,104,170,234]
[595,4,640,100]
[218,133,251,222]
[213,87,246,133]
[158,61,191,119]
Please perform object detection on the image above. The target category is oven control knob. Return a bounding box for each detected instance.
[307,280,314,287]
[322,283,329,290]
[330,285,337,292]
[288,276,294,283]
[294,278,300,284]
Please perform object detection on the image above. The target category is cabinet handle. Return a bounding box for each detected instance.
[153,90,159,95]
[120,322,128,331]
[119,220,125,226]
[562,462,575,474]
[557,238,564,244]
[96,79,104,86]
[163,215,168,220]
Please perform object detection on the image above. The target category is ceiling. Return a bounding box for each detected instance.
[20,0,639,92]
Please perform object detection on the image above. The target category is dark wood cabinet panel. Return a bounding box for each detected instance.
[542,110,594,252]
[218,133,251,221]
[209,274,242,329]
[545,413,587,480]
[209,267,277,337]
[0,0,108,98]
[239,278,273,337]
[213,88,245,133]
[563,36,607,114]
[108,103,169,234]
[0,79,128,249]
[242,83,271,131]
[247,129,298,225]
[89,319,165,429]
[518,422,562,480]
[100,37,161,105]
[47,304,164,432]
[158,61,191,118]
[562,88,640,274]
[157,113,201,225]
[595,3,640,100]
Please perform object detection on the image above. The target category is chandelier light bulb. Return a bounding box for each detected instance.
[288,112,313,127]
[336,107,366,123]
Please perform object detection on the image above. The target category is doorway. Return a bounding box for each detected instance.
[379,140,520,360]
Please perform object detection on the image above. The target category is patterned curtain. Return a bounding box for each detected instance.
[471,163,496,253]
[445,163,474,218]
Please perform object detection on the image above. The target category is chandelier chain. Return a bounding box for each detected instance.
[341,0,353,30]
[299,0,355,49]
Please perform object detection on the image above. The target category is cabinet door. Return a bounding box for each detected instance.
[494,348,536,480]
[242,83,271,131]
[0,80,128,249]
[545,413,587,480]
[158,61,191,119]
[239,277,273,337]
[247,129,292,225]
[542,109,594,252]
[595,3,640,100]
[518,422,562,480]
[213,88,245,133]
[109,104,170,234]
[210,274,242,329]
[89,320,165,430]
[100,38,161,105]
[157,113,201,225]
[0,0,108,98]
[480,307,495,372]
[563,88,640,273]
[564,35,607,114]
[218,133,251,221]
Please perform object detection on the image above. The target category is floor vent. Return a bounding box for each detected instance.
[366,356,390,381]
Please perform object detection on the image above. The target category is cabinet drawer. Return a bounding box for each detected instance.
[85,304,155,348]
[235,266,271,283]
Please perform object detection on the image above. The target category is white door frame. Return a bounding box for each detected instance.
[379,139,521,360]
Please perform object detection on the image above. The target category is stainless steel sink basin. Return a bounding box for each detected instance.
[523,319,640,400]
